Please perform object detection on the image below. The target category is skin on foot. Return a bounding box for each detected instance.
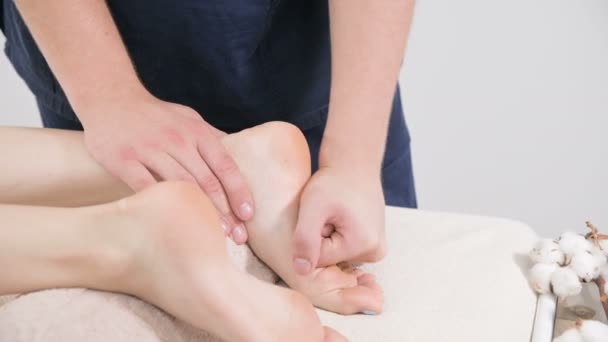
[222,122,384,316]
[296,263,384,315]
[111,181,341,342]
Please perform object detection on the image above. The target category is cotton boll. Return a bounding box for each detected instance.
[570,251,602,282]
[530,239,565,265]
[551,267,582,299]
[529,263,558,293]
[578,319,608,342]
[590,246,607,266]
[598,240,608,256]
[558,232,592,256]
[552,328,583,342]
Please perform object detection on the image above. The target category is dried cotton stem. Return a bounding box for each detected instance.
[594,276,608,320]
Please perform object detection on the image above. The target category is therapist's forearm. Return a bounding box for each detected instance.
[14,0,148,119]
[321,0,415,173]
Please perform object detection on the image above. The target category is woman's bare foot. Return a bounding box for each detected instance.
[105,181,339,342]
[222,122,384,315]
[298,263,384,315]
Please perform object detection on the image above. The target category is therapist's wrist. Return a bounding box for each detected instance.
[319,135,384,178]
[320,107,388,176]
[319,147,382,180]
[73,82,154,126]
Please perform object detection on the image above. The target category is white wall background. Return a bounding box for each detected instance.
[1,0,606,237]
[0,37,39,127]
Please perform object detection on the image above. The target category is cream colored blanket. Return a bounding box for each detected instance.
[0,207,538,341]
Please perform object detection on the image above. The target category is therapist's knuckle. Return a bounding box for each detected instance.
[175,170,196,183]
[190,122,208,137]
[174,105,199,119]
[361,233,380,254]
[162,128,187,148]
[200,174,223,194]
[294,234,312,253]
[371,241,388,262]
[214,154,239,178]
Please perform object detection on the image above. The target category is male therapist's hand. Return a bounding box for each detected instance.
[81,94,254,244]
[290,0,415,274]
[11,0,255,243]
[292,165,387,275]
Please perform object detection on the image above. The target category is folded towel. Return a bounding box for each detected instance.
[0,295,16,307]
[0,207,539,342]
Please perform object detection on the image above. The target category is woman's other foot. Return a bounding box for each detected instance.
[105,181,336,341]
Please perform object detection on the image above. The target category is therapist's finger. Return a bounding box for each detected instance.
[318,231,353,267]
[141,152,197,184]
[170,145,244,237]
[293,195,328,275]
[319,236,377,266]
[321,224,334,237]
[197,133,255,222]
[320,229,386,266]
[116,160,157,192]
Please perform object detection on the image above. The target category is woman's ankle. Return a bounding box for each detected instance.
[72,201,140,294]
[105,182,229,294]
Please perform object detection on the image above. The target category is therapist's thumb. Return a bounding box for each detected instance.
[292,199,326,275]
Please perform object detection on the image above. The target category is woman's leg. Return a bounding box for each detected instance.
[0,182,341,341]
[0,201,126,295]
[0,127,131,206]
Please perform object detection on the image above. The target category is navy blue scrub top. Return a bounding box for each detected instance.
[2,0,332,132]
[1,0,417,208]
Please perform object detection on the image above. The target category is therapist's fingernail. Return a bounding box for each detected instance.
[232,225,247,244]
[362,310,378,316]
[294,258,312,274]
[220,218,229,234]
[239,203,253,219]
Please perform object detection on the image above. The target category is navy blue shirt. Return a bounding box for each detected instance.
[1,0,418,208]
[2,0,331,132]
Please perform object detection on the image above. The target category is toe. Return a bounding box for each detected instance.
[357,273,383,293]
[323,327,349,342]
[337,284,384,315]
[313,277,383,315]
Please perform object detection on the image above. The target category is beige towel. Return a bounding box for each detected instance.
[0,295,16,308]
[0,207,538,341]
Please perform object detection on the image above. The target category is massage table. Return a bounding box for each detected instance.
[0,207,539,341]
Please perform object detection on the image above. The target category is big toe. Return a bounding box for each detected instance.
[340,283,384,315]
